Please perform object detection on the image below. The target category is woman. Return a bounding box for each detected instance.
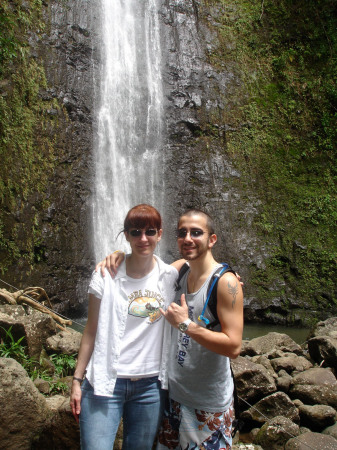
[70,204,179,450]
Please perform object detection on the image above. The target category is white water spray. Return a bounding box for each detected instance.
[93,0,164,261]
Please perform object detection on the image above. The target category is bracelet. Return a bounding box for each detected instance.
[73,376,83,383]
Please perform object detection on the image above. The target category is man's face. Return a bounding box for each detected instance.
[176,214,216,261]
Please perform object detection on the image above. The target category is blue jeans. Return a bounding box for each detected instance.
[80,377,166,450]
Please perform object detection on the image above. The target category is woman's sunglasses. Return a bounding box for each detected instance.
[176,228,206,239]
[129,229,157,237]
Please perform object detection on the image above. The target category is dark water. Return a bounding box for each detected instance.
[243,323,310,345]
[72,319,310,345]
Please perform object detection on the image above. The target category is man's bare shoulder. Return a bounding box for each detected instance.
[217,271,243,308]
[217,270,240,286]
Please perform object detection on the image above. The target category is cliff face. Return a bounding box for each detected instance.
[158,1,285,320]
[33,1,98,314]
[1,1,99,315]
[159,1,262,264]
[159,0,337,325]
[1,0,336,324]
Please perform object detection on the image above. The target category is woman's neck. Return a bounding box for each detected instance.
[125,254,156,279]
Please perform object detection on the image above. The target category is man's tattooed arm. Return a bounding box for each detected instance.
[227,281,238,308]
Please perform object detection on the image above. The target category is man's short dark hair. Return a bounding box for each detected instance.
[178,209,215,235]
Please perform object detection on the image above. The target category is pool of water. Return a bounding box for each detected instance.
[243,322,310,345]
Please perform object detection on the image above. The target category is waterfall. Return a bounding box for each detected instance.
[92,0,164,261]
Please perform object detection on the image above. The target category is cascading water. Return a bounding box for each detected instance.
[92,0,164,261]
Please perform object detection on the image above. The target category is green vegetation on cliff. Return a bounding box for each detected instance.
[204,0,337,321]
[0,0,59,273]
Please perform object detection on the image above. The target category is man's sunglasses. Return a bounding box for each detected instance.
[129,229,157,237]
[176,228,206,239]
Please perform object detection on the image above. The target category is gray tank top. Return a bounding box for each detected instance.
[168,265,234,411]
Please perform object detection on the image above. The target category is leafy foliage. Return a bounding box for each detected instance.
[50,352,77,378]
[202,0,337,319]
[0,326,77,395]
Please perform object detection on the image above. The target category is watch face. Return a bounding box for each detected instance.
[179,322,188,332]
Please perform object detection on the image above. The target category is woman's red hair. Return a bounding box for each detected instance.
[124,204,162,231]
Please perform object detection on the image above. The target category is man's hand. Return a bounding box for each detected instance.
[95,251,125,277]
[160,294,189,328]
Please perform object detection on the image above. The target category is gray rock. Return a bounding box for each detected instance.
[270,354,313,374]
[298,404,336,431]
[34,395,80,449]
[308,335,337,368]
[285,431,337,449]
[0,305,58,358]
[323,422,337,440]
[34,377,51,395]
[231,356,277,405]
[290,384,337,408]
[0,357,49,449]
[277,370,293,392]
[46,328,82,355]
[307,318,337,339]
[293,399,304,408]
[241,391,299,425]
[241,332,303,357]
[251,355,277,378]
[255,415,300,450]
[292,367,336,386]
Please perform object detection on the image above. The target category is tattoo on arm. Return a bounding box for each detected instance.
[227,281,238,309]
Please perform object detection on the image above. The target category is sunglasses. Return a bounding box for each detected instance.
[176,228,206,239]
[129,229,157,237]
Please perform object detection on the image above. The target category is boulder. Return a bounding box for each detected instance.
[270,353,313,374]
[34,377,51,395]
[285,431,337,449]
[307,317,337,339]
[0,305,58,358]
[292,367,336,386]
[33,395,80,449]
[323,423,337,440]
[241,392,299,425]
[231,356,277,406]
[0,357,50,449]
[290,384,337,408]
[251,355,277,378]
[276,370,293,393]
[254,415,300,449]
[298,404,336,431]
[308,335,337,368]
[46,328,82,355]
[241,332,303,357]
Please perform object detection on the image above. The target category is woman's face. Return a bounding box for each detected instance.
[125,227,162,257]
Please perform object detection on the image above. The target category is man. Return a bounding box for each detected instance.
[97,208,243,449]
[157,209,243,450]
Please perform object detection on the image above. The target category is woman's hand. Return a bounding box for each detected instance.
[235,272,244,287]
[70,380,82,423]
[95,251,125,277]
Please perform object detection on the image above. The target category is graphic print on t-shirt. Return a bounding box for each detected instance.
[128,289,164,323]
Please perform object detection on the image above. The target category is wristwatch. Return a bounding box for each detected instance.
[178,318,192,332]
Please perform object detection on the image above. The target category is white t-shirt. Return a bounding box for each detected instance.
[116,262,165,377]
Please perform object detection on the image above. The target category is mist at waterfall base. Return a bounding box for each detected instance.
[92,0,165,262]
